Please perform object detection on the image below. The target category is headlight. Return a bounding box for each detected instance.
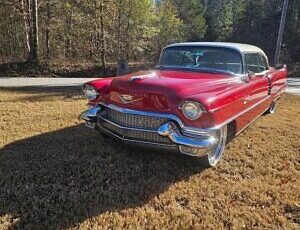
[83,84,99,100]
[181,101,203,120]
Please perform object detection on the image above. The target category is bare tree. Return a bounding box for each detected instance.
[274,0,289,65]
[45,0,50,60]
[28,0,39,64]
[99,0,106,68]
[20,0,30,55]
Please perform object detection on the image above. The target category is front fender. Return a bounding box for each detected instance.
[84,78,113,106]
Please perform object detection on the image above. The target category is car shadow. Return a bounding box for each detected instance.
[0,124,206,229]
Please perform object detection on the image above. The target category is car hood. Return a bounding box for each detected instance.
[103,70,241,112]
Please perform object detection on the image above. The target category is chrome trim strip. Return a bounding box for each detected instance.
[82,94,271,135]
[99,102,185,127]
[97,108,215,150]
[80,105,219,153]
[158,123,216,149]
[100,102,210,135]
[97,120,215,152]
[99,96,271,133]
[205,95,271,131]
[97,125,177,148]
[235,106,269,136]
[235,95,281,136]
[80,106,101,121]
[98,116,158,133]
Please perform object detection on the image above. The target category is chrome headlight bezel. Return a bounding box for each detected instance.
[180,101,203,120]
[83,84,99,100]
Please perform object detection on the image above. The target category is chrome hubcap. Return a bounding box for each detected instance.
[208,125,228,166]
[269,102,276,114]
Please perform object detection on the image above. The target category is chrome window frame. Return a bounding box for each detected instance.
[243,52,270,75]
[158,45,245,75]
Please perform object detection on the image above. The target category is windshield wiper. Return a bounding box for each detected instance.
[193,67,234,75]
[155,65,235,76]
[154,65,166,70]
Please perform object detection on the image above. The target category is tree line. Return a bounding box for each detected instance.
[0,0,299,69]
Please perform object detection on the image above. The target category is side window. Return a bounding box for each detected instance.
[259,55,269,72]
[245,53,268,73]
[245,53,260,73]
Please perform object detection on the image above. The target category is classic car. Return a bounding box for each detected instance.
[80,42,287,167]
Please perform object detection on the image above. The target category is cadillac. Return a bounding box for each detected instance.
[80,42,287,167]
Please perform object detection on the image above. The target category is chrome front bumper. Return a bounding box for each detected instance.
[80,105,217,156]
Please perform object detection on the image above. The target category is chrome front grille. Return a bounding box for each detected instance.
[98,106,173,145]
[106,107,168,130]
[101,120,172,144]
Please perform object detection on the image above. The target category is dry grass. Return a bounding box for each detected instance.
[0,88,299,230]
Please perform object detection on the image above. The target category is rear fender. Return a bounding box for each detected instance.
[268,65,288,99]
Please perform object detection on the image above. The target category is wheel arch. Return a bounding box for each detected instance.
[226,120,237,143]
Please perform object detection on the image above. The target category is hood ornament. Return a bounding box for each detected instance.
[118,94,142,104]
[129,72,155,82]
[129,76,148,82]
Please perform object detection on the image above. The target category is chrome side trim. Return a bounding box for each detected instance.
[99,96,271,133]
[205,95,271,131]
[81,95,271,134]
[235,106,269,136]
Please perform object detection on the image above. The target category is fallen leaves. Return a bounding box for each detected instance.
[0,90,299,229]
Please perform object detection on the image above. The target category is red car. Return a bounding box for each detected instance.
[80,42,287,167]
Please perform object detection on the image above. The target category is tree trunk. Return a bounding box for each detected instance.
[65,8,73,60]
[4,10,13,58]
[99,0,106,69]
[117,3,121,60]
[45,0,50,61]
[293,1,299,30]
[274,0,289,65]
[28,0,39,64]
[20,0,31,57]
[203,0,208,11]
[10,16,18,55]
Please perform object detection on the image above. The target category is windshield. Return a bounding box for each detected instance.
[157,46,243,74]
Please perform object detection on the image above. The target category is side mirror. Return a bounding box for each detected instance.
[240,70,255,83]
[275,64,287,70]
[240,73,251,83]
[248,70,256,79]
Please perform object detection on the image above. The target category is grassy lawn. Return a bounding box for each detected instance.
[0,88,299,229]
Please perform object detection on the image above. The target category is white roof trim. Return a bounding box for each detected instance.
[166,42,267,57]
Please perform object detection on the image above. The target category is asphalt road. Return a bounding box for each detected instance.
[0,77,98,87]
[286,78,300,95]
[0,77,299,95]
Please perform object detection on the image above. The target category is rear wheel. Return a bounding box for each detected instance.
[264,101,276,115]
[199,125,228,167]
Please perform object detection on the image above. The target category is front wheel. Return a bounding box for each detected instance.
[199,125,228,167]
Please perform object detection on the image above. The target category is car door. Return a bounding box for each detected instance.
[242,53,271,123]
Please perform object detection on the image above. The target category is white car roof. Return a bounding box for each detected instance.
[166,42,267,57]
